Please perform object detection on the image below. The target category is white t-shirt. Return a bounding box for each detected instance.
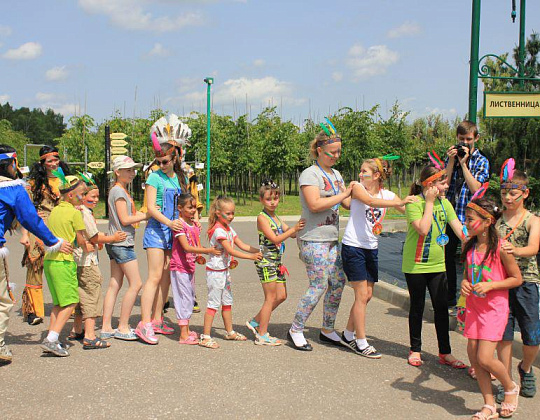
[206,224,237,271]
[342,186,396,250]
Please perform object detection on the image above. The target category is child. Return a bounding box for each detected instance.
[41,173,88,357]
[402,158,467,368]
[246,181,305,346]
[101,156,147,341]
[70,179,128,349]
[495,162,540,402]
[341,158,416,358]
[171,193,220,344]
[200,196,262,349]
[461,196,523,419]
[0,145,71,362]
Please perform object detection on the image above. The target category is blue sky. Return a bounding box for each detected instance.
[0,0,539,125]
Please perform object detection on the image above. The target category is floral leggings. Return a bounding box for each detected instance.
[291,241,346,332]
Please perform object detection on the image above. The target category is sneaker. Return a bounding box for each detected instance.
[340,331,360,354]
[27,313,43,326]
[0,344,13,362]
[135,321,159,344]
[496,384,505,404]
[518,362,537,398]
[357,345,382,359]
[255,332,282,346]
[40,339,70,357]
[114,329,138,341]
[152,319,174,335]
[192,301,201,313]
[448,306,458,317]
[245,318,259,336]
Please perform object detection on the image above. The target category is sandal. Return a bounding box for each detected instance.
[82,337,111,350]
[178,335,199,345]
[471,404,499,419]
[500,382,520,418]
[439,353,467,369]
[408,351,423,367]
[224,330,247,341]
[198,335,219,349]
[67,330,85,341]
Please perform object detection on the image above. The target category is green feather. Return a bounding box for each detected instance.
[319,123,331,136]
[52,168,67,186]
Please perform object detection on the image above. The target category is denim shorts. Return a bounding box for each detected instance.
[502,282,540,345]
[142,218,173,250]
[105,245,137,264]
[341,243,378,283]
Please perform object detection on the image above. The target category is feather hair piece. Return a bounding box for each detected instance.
[471,182,490,201]
[52,167,67,186]
[319,123,331,136]
[500,158,515,182]
[151,132,162,153]
[324,118,336,135]
[427,150,444,170]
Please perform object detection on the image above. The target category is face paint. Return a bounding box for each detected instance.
[514,194,524,202]
[76,194,84,201]
[324,151,335,158]
[471,220,482,231]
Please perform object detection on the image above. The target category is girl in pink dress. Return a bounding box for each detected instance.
[461,196,523,419]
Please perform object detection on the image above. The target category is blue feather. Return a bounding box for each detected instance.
[325,117,337,134]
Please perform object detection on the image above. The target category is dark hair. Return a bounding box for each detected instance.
[177,192,195,208]
[460,197,503,268]
[0,144,20,179]
[159,143,188,193]
[456,120,479,138]
[28,145,70,205]
[510,169,529,186]
[409,165,446,195]
[259,179,280,198]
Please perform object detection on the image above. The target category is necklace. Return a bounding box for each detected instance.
[315,161,340,211]
[502,210,527,241]
[422,194,448,246]
[263,210,285,254]
[471,245,490,298]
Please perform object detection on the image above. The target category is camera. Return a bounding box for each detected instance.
[453,142,470,159]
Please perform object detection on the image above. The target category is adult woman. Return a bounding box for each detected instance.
[20,146,69,325]
[135,115,191,344]
[0,145,71,362]
[288,125,354,351]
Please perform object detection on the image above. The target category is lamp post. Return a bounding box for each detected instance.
[468,0,481,123]
[204,77,214,215]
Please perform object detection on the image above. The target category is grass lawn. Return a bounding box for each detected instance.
[93,188,408,219]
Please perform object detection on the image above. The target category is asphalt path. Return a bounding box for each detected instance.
[1,221,537,419]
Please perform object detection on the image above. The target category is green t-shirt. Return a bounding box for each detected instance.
[44,201,86,262]
[402,196,457,274]
[145,170,181,209]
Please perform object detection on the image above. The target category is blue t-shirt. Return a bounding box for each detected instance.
[145,170,181,209]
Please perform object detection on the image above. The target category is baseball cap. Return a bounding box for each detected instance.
[109,155,143,173]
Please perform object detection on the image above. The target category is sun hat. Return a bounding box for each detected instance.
[109,155,143,173]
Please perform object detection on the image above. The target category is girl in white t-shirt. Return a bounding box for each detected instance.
[340,158,416,358]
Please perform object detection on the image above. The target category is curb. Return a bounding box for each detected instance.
[373,278,540,368]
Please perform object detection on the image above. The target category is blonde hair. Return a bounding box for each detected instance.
[363,158,391,188]
[309,131,341,160]
[208,196,235,233]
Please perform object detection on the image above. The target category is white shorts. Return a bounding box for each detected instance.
[206,270,233,309]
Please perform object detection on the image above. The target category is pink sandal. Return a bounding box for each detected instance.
[500,382,520,418]
[439,353,467,369]
[178,335,198,345]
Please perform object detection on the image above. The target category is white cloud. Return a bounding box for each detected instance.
[44,103,78,117]
[2,42,43,60]
[78,0,204,32]
[36,92,67,102]
[387,21,422,39]
[0,94,10,103]
[45,66,70,81]
[332,71,343,82]
[147,43,170,57]
[346,43,399,80]
[172,76,305,106]
[253,58,265,67]
[0,25,12,37]
[426,106,457,116]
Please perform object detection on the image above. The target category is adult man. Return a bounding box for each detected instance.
[445,120,490,309]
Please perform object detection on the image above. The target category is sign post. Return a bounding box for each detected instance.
[204,77,214,215]
[104,126,111,218]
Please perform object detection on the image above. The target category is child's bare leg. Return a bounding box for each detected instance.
[203,308,216,336]
[48,306,59,332]
[151,252,171,322]
[84,317,96,340]
[102,260,123,332]
[50,303,76,334]
[179,324,190,341]
[254,283,287,324]
[222,307,233,333]
[72,313,83,334]
[522,344,540,373]
[346,281,373,340]
[257,282,277,336]
[468,339,495,416]
[497,340,514,377]
[117,260,142,333]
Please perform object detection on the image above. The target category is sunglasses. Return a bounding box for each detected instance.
[156,158,173,166]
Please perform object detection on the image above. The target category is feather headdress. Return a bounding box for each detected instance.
[150,114,192,157]
[53,168,81,194]
[467,182,495,223]
[317,117,341,145]
[499,158,526,191]
[421,150,447,186]
[78,171,98,191]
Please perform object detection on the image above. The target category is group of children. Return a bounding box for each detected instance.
[2,115,539,419]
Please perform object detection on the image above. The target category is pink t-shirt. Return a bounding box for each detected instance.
[171,221,201,274]
[463,240,510,341]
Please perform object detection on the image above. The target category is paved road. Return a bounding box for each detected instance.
[1,221,537,419]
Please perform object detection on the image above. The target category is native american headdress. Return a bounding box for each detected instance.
[422,150,446,186]
[317,117,341,146]
[150,114,191,158]
[78,171,98,192]
[500,158,526,191]
[466,182,494,223]
[52,168,82,194]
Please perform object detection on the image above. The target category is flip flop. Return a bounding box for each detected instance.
[439,353,467,369]
[408,351,423,367]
